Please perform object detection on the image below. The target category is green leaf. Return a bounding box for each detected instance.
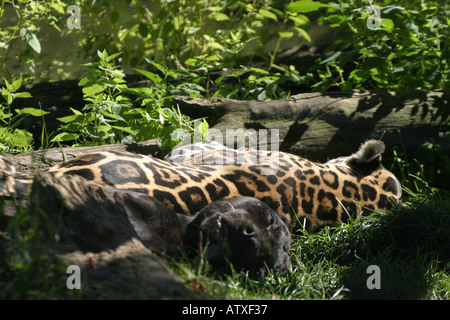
[349,69,367,83]
[184,58,199,66]
[287,1,332,13]
[15,108,49,116]
[196,118,209,140]
[138,23,149,38]
[1,89,13,105]
[326,14,347,27]
[0,111,12,119]
[289,14,310,27]
[10,78,23,92]
[187,26,200,35]
[165,69,193,79]
[57,113,83,123]
[133,68,163,84]
[71,107,83,116]
[278,31,294,39]
[20,28,41,54]
[10,129,32,147]
[99,66,125,78]
[205,55,220,61]
[206,41,226,51]
[294,27,311,42]
[215,69,252,83]
[382,5,405,14]
[98,49,107,60]
[51,132,79,142]
[27,33,41,54]
[259,9,278,21]
[320,51,342,64]
[82,84,106,96]
[49,2,65,14]
[208,12,229,21]
[250,67,270,74]
[111,10,119,24]
[144,58,169,76]
[206,6,223,12]
[78,75,92,87]
[105,51,123,63]
[95,125,113,134]
[14,92,32,99]
[382,18,394,32]
[111,125,136,135]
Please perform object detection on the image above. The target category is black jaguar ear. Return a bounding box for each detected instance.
[261,197,281,210]
[346,140,385,173]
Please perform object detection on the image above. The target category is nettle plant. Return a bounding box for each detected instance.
[52,50,208,152]
[128,57,210,152]
[304,0,450,91]
[0,0,67,80]
[0,78,48,152]
[52,50,135,145]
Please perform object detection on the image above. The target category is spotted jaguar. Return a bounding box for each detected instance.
[36,171,291,275]
[0,140,401,232]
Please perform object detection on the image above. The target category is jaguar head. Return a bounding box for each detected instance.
[183,197,291,276]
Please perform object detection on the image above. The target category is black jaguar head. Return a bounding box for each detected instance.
[183,197,291,276]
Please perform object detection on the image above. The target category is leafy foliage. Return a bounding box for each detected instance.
[52,50,208,152]
[0,0,67,78]
[0,193,76,299]
[52,50,134,145]
[0,77,48,152]
[308,0,450,91]
[1,0,449,93]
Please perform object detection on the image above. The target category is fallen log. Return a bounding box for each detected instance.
[1,138,162,173]
[3,90,450,172]
[174,90,450,161]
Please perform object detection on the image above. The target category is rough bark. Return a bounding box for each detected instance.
[1,138,163,172]
[173,90,450,162]
[5,89,449,172]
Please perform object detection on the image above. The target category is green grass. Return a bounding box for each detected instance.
[166,196,450,300]
[163,154,450,300]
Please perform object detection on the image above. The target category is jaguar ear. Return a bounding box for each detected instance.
[346,140,385,173]
[261,197,281,211]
